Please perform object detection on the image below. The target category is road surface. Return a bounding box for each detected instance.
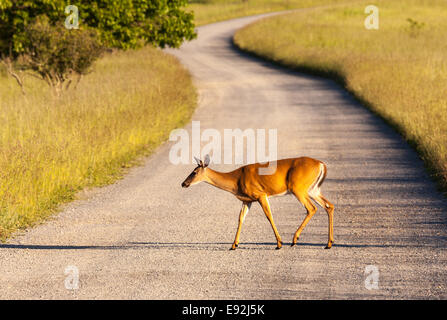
[1,13,446,299]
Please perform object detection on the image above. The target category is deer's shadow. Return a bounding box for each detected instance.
[0,241,431,251]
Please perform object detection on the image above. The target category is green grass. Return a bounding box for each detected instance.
[0,46,196,240]
[189,0,351,26]
[234,0,447,193]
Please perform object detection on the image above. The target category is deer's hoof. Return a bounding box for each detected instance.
[291,238,298,247]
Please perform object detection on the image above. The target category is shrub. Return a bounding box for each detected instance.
[16,16,104,93]
[0,0,196,93]
[0,0,196,56]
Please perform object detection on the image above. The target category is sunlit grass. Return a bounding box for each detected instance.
[0,0,351,241]
[0,47,197,240]
[189,0,351,26]
[234,0,447,192]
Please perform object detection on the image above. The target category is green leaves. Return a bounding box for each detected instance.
[0,0,196,58]
[15,15,104,93]
[78,0,196,49]
[0,0,196,94]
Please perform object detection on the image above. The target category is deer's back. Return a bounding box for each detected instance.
[236,157,323,200]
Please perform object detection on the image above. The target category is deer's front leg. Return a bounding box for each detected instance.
[258,195,283,249]
[231,202,251,250]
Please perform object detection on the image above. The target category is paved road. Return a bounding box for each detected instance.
[1,14,446,299]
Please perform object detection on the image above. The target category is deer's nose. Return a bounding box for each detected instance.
[182,181,188,188]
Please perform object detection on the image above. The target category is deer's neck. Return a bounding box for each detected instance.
[204,168,239,195]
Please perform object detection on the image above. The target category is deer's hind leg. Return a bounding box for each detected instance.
[310,192,334,249]
[291,191,317,246]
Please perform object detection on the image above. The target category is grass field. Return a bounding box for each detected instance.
[0,0,348,241]
[189,0,350,26]
[0,47,196,240]
[234,0,447,193]
[3,0,445,240]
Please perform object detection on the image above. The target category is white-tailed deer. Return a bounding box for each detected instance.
[181,155,334,250]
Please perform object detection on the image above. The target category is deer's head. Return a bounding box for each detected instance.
[181,155,210,188]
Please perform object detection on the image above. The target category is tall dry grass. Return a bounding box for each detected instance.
[189,0,350,26]
[0,0,351,240]
[0,46,196,239]
[234,0,447,192]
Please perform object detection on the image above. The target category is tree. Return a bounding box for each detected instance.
[17,16,104,93]
[0,0,196,58]
[0,0,196,94]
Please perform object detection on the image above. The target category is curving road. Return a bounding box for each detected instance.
[1,13,446,299]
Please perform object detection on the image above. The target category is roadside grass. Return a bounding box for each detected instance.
[234,0,447,193]
[189,0,351,26]
[0,46,196,240]
[0,0,350,241]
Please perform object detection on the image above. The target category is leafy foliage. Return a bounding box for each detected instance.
[0,0,196,58]
[0,0,196,93]
[17,16,104,92]
[78,0,197,49]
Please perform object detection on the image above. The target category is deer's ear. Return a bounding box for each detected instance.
[194,156,202,166]
[203,154,210,167]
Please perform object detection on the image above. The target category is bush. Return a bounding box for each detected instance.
[0,0,196,56]
[16,16,104,93]
[0,0,196,93]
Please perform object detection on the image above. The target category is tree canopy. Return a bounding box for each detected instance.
[0,0,196,57]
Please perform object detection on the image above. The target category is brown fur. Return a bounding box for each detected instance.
[182,156,334,250]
